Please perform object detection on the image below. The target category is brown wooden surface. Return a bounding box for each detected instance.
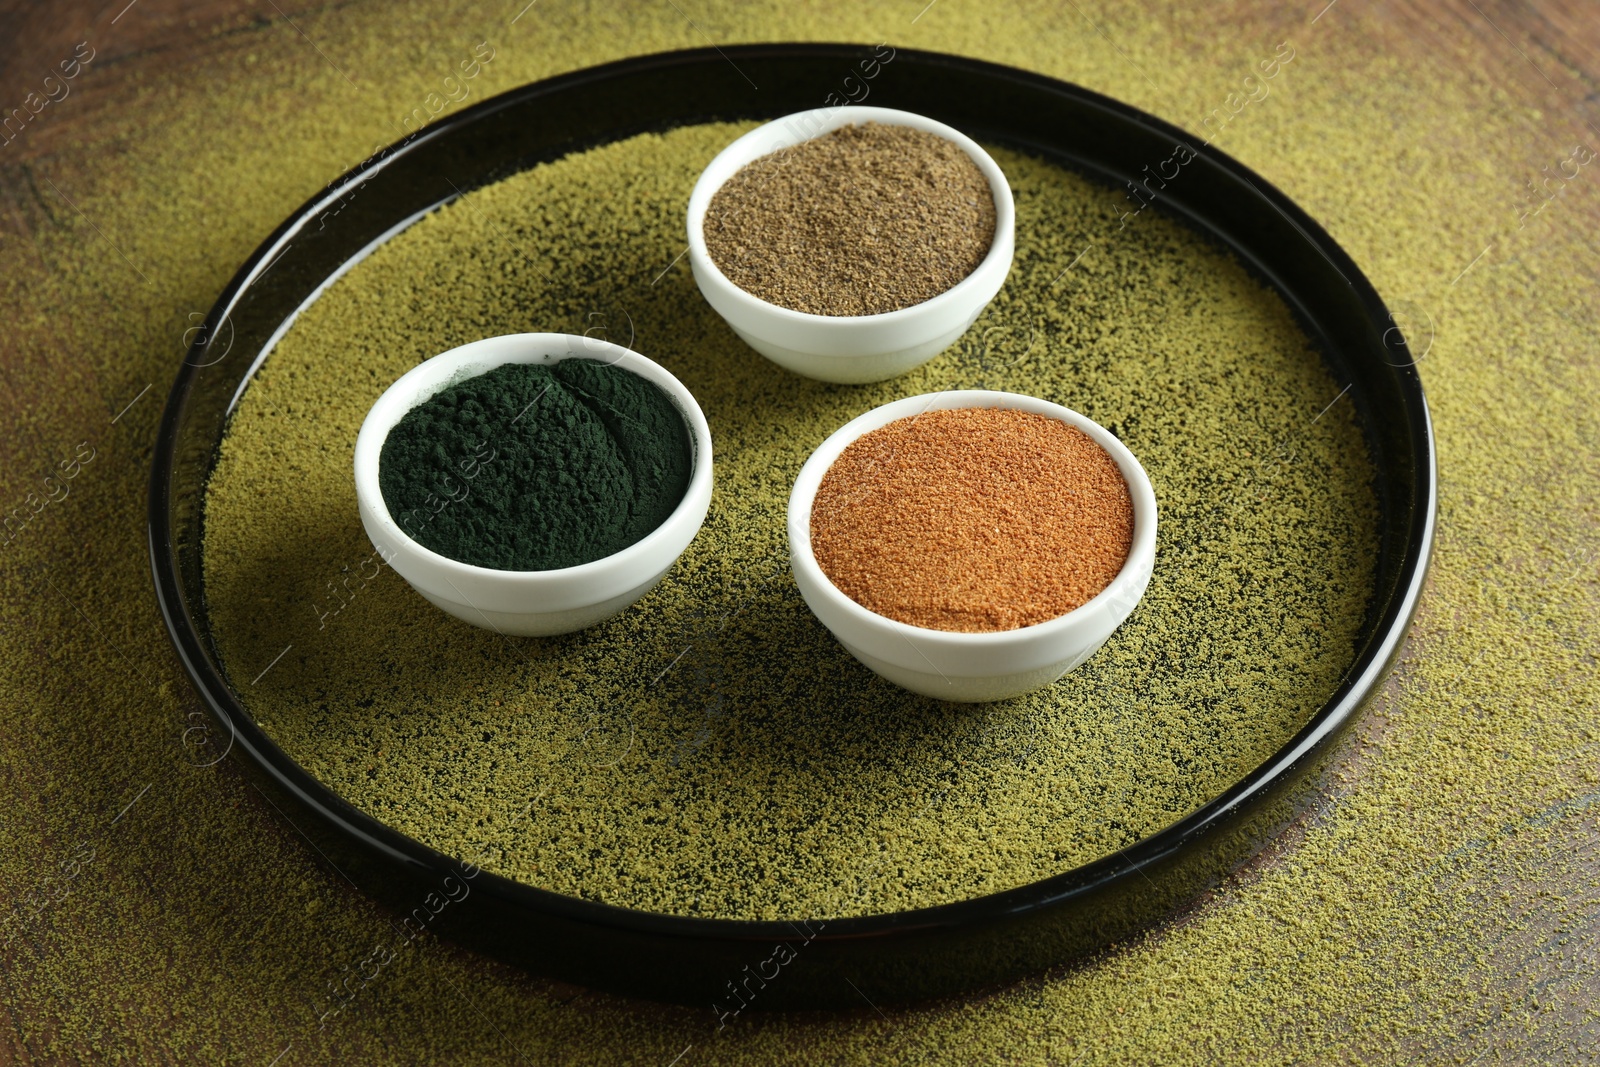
[1,0,1596,1062]
[3,0,1597,163]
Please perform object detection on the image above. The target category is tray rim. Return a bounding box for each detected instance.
[148,41,1437,997]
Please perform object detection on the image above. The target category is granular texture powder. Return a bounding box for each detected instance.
[377,359,691,571]
[10,3,1596,1061]
[810,407,1133,631]
[703,121,997,316]
[201,123,1379,922]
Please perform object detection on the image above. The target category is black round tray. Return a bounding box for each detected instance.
[150,44,1436,1009]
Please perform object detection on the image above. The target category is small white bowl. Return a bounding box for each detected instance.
[787,391,1157,703]
[353,333,713,637]
[687,106,1016,385]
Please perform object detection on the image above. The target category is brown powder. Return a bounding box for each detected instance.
[809,407,1135,632]
[703,121,997,316]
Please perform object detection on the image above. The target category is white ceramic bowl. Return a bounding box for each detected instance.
[353,333,713,636]
[788,391,1157,703]
[687,106,1016,384]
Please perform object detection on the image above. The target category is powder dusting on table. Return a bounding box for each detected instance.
[2,1,1596,1061]
[202,123,1379,922]
[810,407,1133,631]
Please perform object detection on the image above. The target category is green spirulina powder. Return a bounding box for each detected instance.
[377,359,691,571]
[202,123,1379,921]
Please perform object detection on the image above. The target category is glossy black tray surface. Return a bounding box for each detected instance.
[150,44,1436,1009]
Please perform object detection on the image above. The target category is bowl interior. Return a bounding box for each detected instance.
[353,332,714,586]
[788,389,1157,646]
[686,104,1017,325]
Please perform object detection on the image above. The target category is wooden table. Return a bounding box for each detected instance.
[2,1,1596,1062]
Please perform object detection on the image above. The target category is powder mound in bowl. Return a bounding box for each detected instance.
[703,122,998,316]
[377,359,691,571]
[809,407,1134,632]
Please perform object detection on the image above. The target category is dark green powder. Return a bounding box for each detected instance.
[376,359,691,571]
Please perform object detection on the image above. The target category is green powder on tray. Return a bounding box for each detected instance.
[202,122,1379,921]
[378,359,691,571]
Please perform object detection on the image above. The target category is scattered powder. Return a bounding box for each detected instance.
[202,123,1378,922]
[2,2,1595,1063]
[703,122,997,315]
[810,407,1134,631]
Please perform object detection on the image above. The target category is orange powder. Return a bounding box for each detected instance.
[809,407,1134,632]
